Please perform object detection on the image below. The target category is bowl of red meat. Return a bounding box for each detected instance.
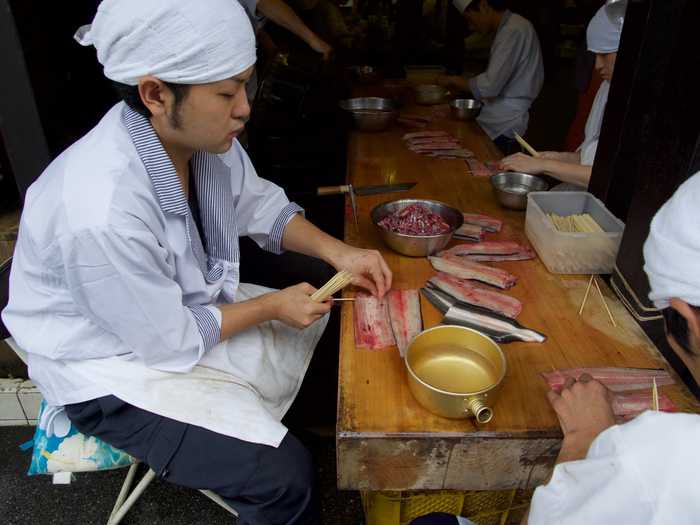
[371,199,464,257]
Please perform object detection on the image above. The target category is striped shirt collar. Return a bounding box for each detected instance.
[121,104,239,269]
[121,105,190,216]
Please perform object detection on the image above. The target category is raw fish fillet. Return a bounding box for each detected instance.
[453,224,485,242]
[440,241,535,261]
[429,254,517,289]
[387,289,422,357]
[353,294,396,349]
[611,391,677,418]
[429,272,522,318]
[541,367,675,393]
[462,213,502,233]
[465,158,495,177]
[402,130,449,140]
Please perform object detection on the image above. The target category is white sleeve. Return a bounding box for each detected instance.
[528,425,653,525]
[470,30,524,99]
[60,225,221,373]
[229,142,303,254]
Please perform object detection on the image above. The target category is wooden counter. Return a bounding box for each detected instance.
[336,107,700,491]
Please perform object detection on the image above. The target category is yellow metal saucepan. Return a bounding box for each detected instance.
[405,325,507,424]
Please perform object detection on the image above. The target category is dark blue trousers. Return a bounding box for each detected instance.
[65,396,320,525]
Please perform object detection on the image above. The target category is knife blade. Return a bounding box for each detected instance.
[317,182,416,196]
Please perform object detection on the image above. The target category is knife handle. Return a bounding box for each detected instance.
[317,185,351,196]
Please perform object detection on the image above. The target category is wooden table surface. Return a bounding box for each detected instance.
[335,103,700,492]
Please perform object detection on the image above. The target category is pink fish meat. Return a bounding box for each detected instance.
[462,213,502,233]
[465,158,495,177]
[611,391,677,418]
[398,113,432,124]
[386,289,422,356]
[453,223,485,242]
[440,241,535,261]
[405,136,460,146]
[541,367,675,393]
[428,254,517,289]
[397,117,428,129]
[353,294,396,349]
[408,142,464,152]
[378,204,451,235]
[429,272,522,318]
[426,149,475,160]
[402,130,449,140]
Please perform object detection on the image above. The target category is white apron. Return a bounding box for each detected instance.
[67,283,328,447]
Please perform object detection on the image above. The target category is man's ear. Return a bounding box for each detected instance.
[138,76,171,118]
[670,298,700,349]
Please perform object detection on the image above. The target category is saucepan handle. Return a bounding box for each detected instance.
[463,397,493,424]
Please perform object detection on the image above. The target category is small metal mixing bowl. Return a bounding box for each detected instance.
[371,199,463,257]
[450,98,483,121]
[348,65,382,84]
[490,172,548,210]
[339,97,398,132]
[414,84,449,105]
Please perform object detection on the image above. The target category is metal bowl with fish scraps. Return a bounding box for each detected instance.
[371,199,463,257]
[490,172,548,211]
[339,97,398,132]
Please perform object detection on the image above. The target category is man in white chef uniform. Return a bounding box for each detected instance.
[438,0,544,154]
[411,174,700,525]
[1,1,391,523]
[500,3,622,190]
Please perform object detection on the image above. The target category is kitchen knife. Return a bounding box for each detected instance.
[317,182,416,196]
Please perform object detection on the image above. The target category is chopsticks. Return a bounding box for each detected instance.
[514,132,540,158]
[310,271,354,302]
[652,377,659,412]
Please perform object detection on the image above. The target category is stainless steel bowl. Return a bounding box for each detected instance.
[490,172,548,210]
[339,97,398,132]
[414,84,449,105]
[450,98,483,121]
[348,65,382,84]
[371,199,464,257]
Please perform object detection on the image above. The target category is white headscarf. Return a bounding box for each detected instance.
[453,0,475,14]
[75,0,256,86]
[643,172,700,309]
[587,4,623,53]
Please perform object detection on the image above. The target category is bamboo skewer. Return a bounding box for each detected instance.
[579,274,595,315]
[548,213,604,233]
[310,271,354,302]
[331,297,356,302]
[514,132,540,158]
[652,377,659,411]
[593,277,617,327]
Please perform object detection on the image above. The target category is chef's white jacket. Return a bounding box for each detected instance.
[2,103,327,447]
[579,80,610,166]
[529,411,700,524]
[468,11,545,140]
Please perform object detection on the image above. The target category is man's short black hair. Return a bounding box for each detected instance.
[663,305,700,356]
[111,81,191,118]
[467,0,509,11]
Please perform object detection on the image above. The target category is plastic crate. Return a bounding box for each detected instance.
[361,489,533,525]
[525,191,624,274]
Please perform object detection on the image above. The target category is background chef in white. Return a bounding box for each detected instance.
[524,172,700,524]
[499,3,623,190]
[437,0,544,155]
[1,1,391,524]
